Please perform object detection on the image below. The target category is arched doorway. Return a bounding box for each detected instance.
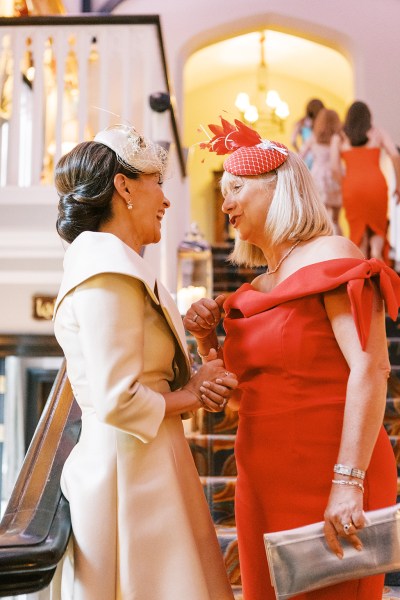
[183,28,354,245]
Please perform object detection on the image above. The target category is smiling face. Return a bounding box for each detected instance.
[126,172,170,247]
[221,173,277,248]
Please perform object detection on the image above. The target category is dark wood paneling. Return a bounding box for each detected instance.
[0,335,62,358]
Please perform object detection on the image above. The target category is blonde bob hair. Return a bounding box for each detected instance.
[221,151,333,267]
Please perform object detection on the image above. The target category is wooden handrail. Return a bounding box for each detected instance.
[0,361,81,594]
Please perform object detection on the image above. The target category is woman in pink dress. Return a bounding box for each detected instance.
[300,108,343,234]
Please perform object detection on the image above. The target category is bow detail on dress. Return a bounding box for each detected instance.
[347,258,400,349]
[224,258,400,351]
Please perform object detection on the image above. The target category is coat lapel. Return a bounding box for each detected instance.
[54,232,191,377]
[155,279,191,369]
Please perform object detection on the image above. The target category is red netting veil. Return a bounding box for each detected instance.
[200,116,289,176]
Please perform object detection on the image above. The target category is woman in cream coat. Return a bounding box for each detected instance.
[53,125,236,600]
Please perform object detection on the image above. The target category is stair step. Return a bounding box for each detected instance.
[216,525,241,587]
[384,400,400,436]
[389,437,400,473]
[187,432,236,476]
[384,585,400,597]
[386,313,400,338]
[201,476,236,526]
[389,370,400,400]
[389,339,400,365]
[195,407,239,435]
[386,573,400,587]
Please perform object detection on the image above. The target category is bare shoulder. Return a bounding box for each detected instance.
[304,235,364,261]
[275,236,364,286]
[251,272,263,287]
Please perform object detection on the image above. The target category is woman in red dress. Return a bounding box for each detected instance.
[184,117,400,599]
[331,100,400,262]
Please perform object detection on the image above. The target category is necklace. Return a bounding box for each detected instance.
[266,240,300,275]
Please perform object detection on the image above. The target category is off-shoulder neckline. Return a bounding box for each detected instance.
[243,257,370,296]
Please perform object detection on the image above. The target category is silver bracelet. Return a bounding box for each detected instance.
[197,345,221,360]
[334,463,366,480]
[332,479,364,493]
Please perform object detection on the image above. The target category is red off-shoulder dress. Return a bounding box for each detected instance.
[341,148,390,260]
[223,258,400,600]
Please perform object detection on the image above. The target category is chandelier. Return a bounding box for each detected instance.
[234,31,289,132]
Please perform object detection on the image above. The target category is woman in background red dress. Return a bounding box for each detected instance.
[331,100,400,262]
[184,117,400,599]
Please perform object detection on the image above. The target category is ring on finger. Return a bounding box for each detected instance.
[221,399,227,408]
[224,371,230,377]
[343,522,352,535]
[193,314,199,322]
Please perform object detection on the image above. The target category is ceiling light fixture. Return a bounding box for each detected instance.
[234,31,290,132]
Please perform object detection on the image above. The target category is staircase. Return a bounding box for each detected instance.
[186,313,400,599]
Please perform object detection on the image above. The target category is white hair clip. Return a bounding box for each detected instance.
[257,140,289,155]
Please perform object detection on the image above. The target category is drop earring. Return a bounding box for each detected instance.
[127,200,133,210]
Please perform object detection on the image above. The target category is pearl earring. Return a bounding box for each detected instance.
[127,200,133,210]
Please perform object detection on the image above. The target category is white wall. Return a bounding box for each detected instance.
[0,18,188,333]
[114,0,400,145]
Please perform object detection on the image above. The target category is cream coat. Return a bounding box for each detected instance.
[53,232,233,600]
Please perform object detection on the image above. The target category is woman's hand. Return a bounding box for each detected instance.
[183,295,225,340]
[323,484,366,559]
[184,358,238,412]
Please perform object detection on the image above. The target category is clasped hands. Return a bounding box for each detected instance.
[183,295,237,412]
[185,355,237,412]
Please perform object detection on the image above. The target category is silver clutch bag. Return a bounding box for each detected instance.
[264,503,400,600]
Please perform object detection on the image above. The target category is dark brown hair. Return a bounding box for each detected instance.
[343,101,372,147]
[306,98,325,122]
[55,141,140,244]
[313,108,342,144]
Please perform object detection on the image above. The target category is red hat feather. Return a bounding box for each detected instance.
[200,116,288,175]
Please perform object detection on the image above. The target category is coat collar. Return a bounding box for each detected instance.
[54,232,190,367]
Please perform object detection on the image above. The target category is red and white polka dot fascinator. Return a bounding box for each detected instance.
[200,116,288,176]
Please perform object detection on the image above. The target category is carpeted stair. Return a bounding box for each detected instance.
[186,313,400,599]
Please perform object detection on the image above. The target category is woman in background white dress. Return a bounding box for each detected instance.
[299,108,343,234]
[52,125,236,600]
